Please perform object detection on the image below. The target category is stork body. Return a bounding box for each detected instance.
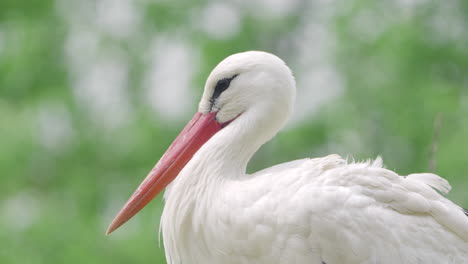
[163,154,468,264]
[108,51,468,264]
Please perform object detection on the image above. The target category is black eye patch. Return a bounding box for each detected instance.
[209,74,238,110]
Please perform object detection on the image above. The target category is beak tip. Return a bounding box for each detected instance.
[105,225,114,236]
[106,218,121,236]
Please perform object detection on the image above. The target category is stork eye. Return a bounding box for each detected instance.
[216,79,230,94]
[210,74,238,108]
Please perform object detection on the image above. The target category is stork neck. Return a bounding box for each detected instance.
[193,106,286,179]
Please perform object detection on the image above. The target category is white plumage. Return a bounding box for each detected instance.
[108,51,468,264]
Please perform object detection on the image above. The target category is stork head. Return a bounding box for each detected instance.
[106,51,296,235]
[200,51,295,124]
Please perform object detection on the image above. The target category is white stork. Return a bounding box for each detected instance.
[107,51,468,264]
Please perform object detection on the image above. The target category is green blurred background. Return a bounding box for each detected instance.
[1,0,467,263]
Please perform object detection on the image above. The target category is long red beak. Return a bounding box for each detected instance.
[106,112,224,235]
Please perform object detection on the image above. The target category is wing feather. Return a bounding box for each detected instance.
[295,155,468,262]
[308,155,468,242]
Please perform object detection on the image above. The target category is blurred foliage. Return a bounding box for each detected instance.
[0,0,467,263]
